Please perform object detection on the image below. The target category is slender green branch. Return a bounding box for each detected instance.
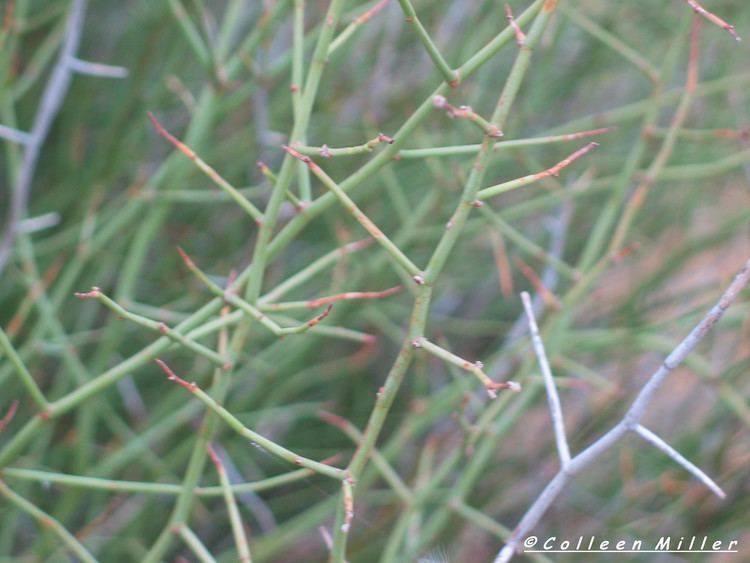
[258,238,372,304]
[283,146,423,279]
[177,247,333,336]
[413,336,520,397]
[292,0,312,201]
[396,127,612,159]
[156,359,346,481]
[265,1,546,262]
[207,445,252,562]
[261,285,402,311]
[560,4,659,82]
[0,326,49,410]
[295,132,394,158]
[432,94,504,137]
[244,0,347,304]
[148,112,263,222]
[175,524,217,563]
[74,287,230,369]
[0,479,97,563]
[1,466,320,496]
[397,0,457,85]
[478,142,599,200]
[328,0,390,55]
[319,411,413,504]
[480,207,579,282]
[329,3,558,558]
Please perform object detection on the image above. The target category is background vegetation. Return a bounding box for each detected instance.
[1,0,749,561]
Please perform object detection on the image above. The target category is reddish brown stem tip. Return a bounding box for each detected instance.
[147,112,195,159]
[0,400,19,432]
[74,287,102,299]
[305,285,403,308]
[307,304,334,327]
[175,246,195,269]
[318,410,349,429]
[685,0,741,42]
[283,145,320,172]
[505,3,527,46]
[206,443,224,473]
[156,358,197,392]
[546,142,599,177]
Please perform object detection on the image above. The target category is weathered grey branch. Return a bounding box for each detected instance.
[495,256,750,562]
[521,291,570,464]
[633,424,724,498]
[67,57,129,78]
[0,0,87,274]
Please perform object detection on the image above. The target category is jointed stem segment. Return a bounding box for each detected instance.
[284,146,423,279]
[478,142,599,200]
[148,112,263,222]
[412,336,520,397]
[177,247,334,336]
[156,359,346,481]
[75,287,231,368]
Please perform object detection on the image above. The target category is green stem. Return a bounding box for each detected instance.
[397,0,457,85]
[0,479,97,563]
[244,0,347,305]
[328,2,557,559]
[0,326,49,411]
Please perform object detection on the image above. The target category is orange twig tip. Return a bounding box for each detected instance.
[156,359,197,392]
[505,4,526,46]
[175,246,195,269]
[74,287,101,299]
[307,304,334,327]
[0,400,19,432]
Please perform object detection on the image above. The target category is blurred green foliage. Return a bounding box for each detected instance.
[1,1,749,561]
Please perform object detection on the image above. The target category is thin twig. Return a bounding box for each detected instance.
[513,256,562,310]
[75,287,231,369]
[262,285,402,311]
[177,247,333,336]
[495,256,750,562]
[520,291,570,464]
[412,336,520,398]
[156,359,346,481]
[0,124,32,145]
[433,94,503,137]
[283,146,423,279]
[632,424,724,498]
[0,0,87,274]
[682,0,740,41]
[478,142,599,199]
[329,0,391,55]
[505,4,526,46]
[148,112,263,222]
[0,480,97,563]
[397,0,457,85]
[174,524,217,563]
[67,57,129,77]
[0,401,19,433]
[207,444,253,562]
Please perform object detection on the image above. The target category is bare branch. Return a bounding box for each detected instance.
[633,424,725,499]
[520,291,570,465]
[682,0,740,41]
[0,0,87,275]
[495,256,750,562]
[67,57,129,78]
[0,125,31,145]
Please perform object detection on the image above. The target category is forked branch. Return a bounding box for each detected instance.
[495,257,750,562]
